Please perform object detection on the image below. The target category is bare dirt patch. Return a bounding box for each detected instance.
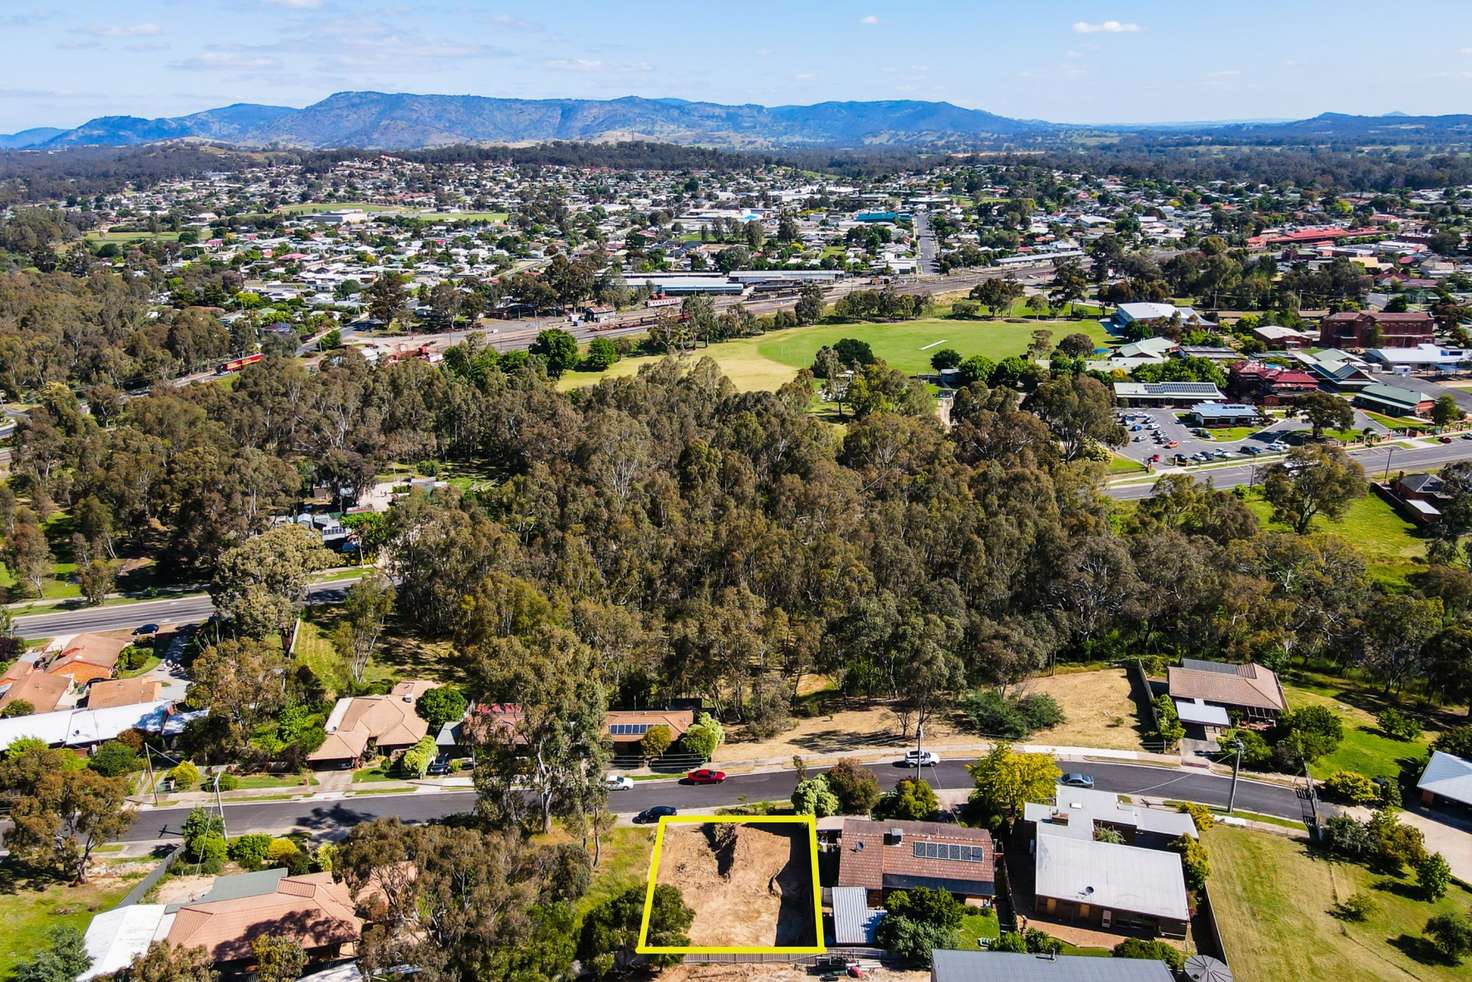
[653,822,816,949]
[151,873,217,906]
[1017,668,1145,751]
[660,965,927,982]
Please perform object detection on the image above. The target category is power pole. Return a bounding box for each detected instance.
[1226,739,1244,814]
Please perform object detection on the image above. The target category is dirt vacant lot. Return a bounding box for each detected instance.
[653,822,816,949]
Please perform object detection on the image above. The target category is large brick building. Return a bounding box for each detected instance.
[1319,310,1435,349]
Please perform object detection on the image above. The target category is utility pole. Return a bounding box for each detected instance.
[1226,739,1244,814]
[1383,446,1395,483]
[213,771,230,845]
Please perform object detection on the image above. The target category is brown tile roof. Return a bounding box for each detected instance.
[307,680,434,762]
[1167,661,1287,712]
[836,819,995,894]
[86,677,163,710]
[46,634,131,685]
[166,872,361,963]
[468,705,695,745]
[0,665,72,713]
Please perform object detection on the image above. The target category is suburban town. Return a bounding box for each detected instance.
[6,5,1472,982]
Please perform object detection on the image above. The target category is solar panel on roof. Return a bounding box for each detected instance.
[912,841,984,862]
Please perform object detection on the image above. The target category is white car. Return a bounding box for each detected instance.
[903,750,940,767]
[604,774,634,791]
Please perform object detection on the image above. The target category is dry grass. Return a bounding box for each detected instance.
[653,823,816,949]
[1018,668,1146,751]
[713,668,1143,764]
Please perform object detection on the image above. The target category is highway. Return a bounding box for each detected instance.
[122,755,1307,842]
[1107,438,1472,500]
[12,579,359,637]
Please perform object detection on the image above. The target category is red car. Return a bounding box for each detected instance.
[686,768,727,784]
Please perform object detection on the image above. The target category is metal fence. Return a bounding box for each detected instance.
[116,845,184,909]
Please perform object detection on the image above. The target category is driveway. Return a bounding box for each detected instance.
[1399,807,1472,882]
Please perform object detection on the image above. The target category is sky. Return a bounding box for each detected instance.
[6,1,1472,133]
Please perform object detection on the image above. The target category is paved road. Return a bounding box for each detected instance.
[1107,439,1472,500]
[12,579,360,637]
[122,756,1304,841]
[913,209,939,275]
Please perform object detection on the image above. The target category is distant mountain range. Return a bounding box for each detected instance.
[4,92,1472,151]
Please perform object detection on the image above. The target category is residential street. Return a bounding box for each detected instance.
[122,756,1307,842]
[11,578,359,637]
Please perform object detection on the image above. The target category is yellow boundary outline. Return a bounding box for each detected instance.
[636,813,827,955]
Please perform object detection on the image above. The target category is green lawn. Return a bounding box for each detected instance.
[117,655,160,679]
[1108,454,1147,475]
[275,201,400,214]
[957,909,1001,948]
[558,313,1113,393]
[574,826,656,919]
[1364,411,1426,432]
[229,770,317,789]
[1205,825,1472,982]
[84,230,182,244]
[1240,489,1425,566]
[415,211,509,223]
[1282,678,1432,780]
[0,866,138,978]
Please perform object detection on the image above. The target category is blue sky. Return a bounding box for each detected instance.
[6,1,1472,133]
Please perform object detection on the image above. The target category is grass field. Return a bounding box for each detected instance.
[275,201,399,214]
[415,211,509,223]
[1108,454,1147,475]
[1240,489,1425,565]
[957,909,1002,948]
[84,230,183,244]
[1281,676,1432,780]
[558,314,1113,393]
[0,867,138,978]
[1206,825,1472,982]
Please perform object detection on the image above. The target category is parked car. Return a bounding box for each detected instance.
[133,623,160,637]
[903,749,940,767]
[1440,435,1454,444]
[1461,433,1472,441]
[1059,773,1095,789]
[426,754,451,776]
[604,773,635,791]
[686,768,727,784]
[634,805,678,824]
[1165,440,1179,448]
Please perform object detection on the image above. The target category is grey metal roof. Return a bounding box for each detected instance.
[1419,750,1472,806]
[831,885,880,945]
[931,950,1177,982]
[166,867,288,911]
[1033,828,1189,922]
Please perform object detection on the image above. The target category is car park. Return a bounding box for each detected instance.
[634,805,678,823]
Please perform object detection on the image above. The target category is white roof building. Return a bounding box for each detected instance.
[1023,787,1199,841]
[1034,829,1190,924]
[1419,750,1472,807]
[79,905,169,980]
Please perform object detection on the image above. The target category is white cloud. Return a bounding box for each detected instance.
[545,58,605,72]
[1461,47,1472,55]
[1206,69,1241,78]
[83,23,162,37]
[170,50,281,72]
[793,71,817,81]
[859,15,880,25]
[1072,20,1142,34]
[266,0,322,6]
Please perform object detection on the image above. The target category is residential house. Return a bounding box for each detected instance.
[1319,310,1435,349]
[1354,382,1434,418]
[836,818,995,906]
[45,633,132,687]
[86,677,164,710]
[1022,786,1197,851]
[0,660,74,714]
[82,869,363,974]
[1032,826,1190,937]
[930,950,1176,982]
[1167,658,1287,723]
[437,705,696,757]
[307,679,436,768]
[1385,472,1451,527]
[0,699,180,753]
[1417,750,1472,814]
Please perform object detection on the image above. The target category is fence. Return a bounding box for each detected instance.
[116,845,184,909]
[1130,657,1160,734]
[1194,883,1231,968]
